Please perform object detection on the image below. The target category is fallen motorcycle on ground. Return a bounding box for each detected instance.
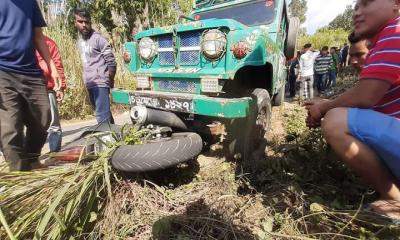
[51,116,204,172]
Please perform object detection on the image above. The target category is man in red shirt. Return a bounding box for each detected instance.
[305,0,400,221]
[35,36,66,152]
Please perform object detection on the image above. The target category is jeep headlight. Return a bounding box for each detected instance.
[201,29,227,60]
[138,37,157,62]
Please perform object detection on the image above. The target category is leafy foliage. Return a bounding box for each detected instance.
[64,0,192,38]
[289,0,307,24]
[299,28,350,50]
[328,5,353,31]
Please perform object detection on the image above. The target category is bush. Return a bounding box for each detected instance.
[298,28,350,50]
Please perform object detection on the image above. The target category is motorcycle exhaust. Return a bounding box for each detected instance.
[130,106,188,130]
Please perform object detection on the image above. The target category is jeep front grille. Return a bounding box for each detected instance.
[157,31,201,66]
[158,79,197,93]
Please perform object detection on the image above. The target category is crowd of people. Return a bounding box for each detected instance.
[288,42,350,99]
[0,1,115,171]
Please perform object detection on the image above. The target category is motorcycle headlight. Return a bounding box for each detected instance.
[138,37,157,62]
[201,29,227,60]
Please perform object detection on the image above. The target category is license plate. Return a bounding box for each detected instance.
[128,93,193,113]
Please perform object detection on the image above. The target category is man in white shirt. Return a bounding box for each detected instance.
[297,43,316,99]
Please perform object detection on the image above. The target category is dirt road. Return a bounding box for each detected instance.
[41,111,132,153]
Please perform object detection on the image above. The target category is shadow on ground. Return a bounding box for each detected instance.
[117,158,201,189]
[152,198,255,240]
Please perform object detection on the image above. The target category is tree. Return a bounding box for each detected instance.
[298,28,349,50]
[46,0,192,40]
[328,5,353,31]
[289,0,307,24]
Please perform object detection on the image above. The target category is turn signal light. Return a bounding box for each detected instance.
[231,41,250,59]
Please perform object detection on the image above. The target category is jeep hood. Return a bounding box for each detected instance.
[135,19,247,40]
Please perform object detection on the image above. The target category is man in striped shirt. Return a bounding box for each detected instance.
[314,46,333,93]
[305,0,400,221]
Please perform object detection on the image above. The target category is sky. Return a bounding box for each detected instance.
[305,0,353,34]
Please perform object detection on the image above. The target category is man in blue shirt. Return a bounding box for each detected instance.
[0,0,61,171]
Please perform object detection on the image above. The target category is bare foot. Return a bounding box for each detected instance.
[369,200,400,220]
[30,161,48,170]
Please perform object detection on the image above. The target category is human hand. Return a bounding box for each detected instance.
[56,89,64,103]
[306,112,321,128]
[304,98,330,128]
[109,71,116,88]
[50,63,61,91]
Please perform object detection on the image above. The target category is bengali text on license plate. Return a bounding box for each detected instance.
[129,94,193,113]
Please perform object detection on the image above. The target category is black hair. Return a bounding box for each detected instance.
[74,8,91,20]
[321,46,329,51]
[304,43,312,49]
[348,31,362,44]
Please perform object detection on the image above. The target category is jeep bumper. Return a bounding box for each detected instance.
[111,89,252,119]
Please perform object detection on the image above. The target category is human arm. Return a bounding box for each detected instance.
[48,40,67,101]
[297,56,303,79]
[335,54,340,70]
[98,37,117,88]
[305,79,391,127]
[33,28,61,91]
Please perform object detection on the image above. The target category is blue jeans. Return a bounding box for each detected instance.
[328,70,337,88]
[48,91,62,152]
[348,108,400,180]
[88,87,114,124]
[315,73,328,92]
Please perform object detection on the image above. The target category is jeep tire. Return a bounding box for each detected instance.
[285,17,300,59]
[229,89,272,169]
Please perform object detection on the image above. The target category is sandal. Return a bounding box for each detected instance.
[363,200,400,225]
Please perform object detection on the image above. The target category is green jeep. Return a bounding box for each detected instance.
[111,0,299,171]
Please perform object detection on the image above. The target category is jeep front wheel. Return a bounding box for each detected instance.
[228,89,272,169]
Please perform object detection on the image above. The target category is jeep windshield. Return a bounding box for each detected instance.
[195,0,275,26]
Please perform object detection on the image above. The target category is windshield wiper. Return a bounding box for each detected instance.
[179,15,197,22]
